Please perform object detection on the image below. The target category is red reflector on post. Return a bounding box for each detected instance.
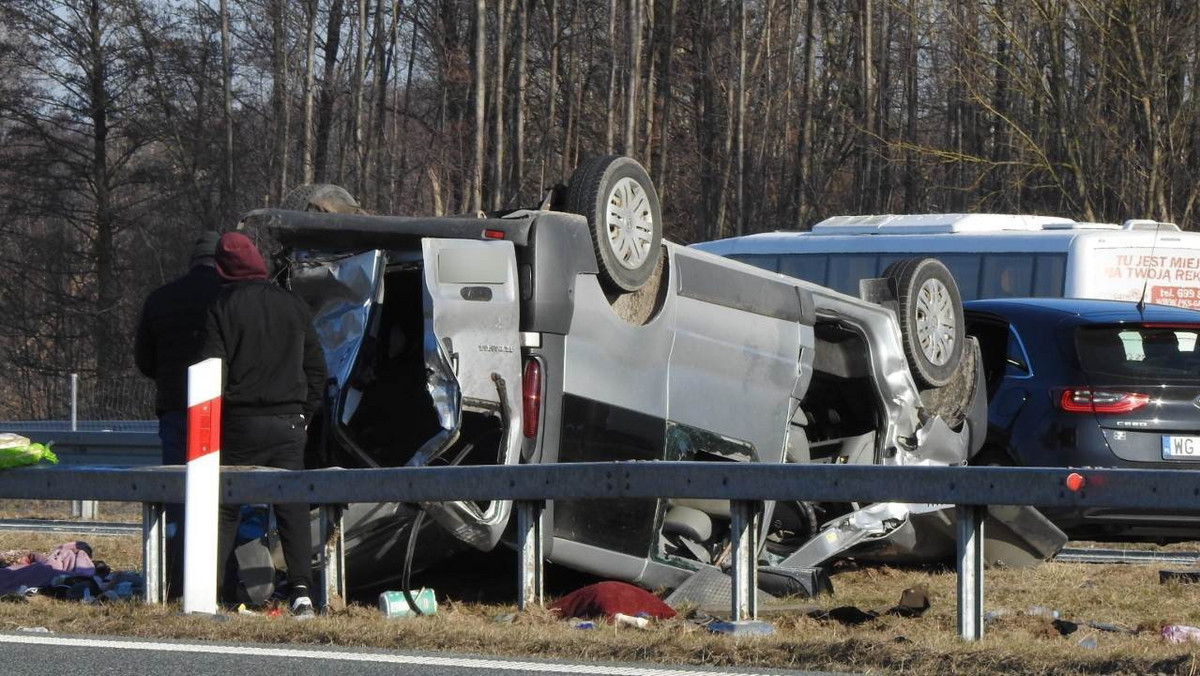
[522,359,542,439]
[483,229,505,240]
[1058,388,1149,414]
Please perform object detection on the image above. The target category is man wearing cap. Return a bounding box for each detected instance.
[134,231,223,599]
[201,232,325,618]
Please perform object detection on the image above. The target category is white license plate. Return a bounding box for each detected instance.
[1162,435,1200,460]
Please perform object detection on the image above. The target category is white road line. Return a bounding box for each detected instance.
[0,633,789,676]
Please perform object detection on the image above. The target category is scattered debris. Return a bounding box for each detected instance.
[17,626,50,633]
[0,434,57,469]
[379,588,437,617]
[1077,635,1099,649]
[492,612,516,625]
[1026,605,1061,620]
[569,619,595,630]
[886,586,931,618]
[707,620,775,636]
[1162,625,1200,645]
[757,566,832,598]
[664,568,774,612]
[550,581,676,621]
[1086,620,1136,634]
[1158,569,1200,585]
[984,609,1009,624]
[806,587,932,625]
[613,613,650,629]
[1052,619,1079,636]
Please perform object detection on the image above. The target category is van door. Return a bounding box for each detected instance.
[418,238,524,550]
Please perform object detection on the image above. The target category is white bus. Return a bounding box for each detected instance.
[694,214,1200,309]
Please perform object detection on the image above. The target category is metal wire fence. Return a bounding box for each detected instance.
[0,371,156,423]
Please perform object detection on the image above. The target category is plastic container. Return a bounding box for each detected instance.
[379,588,437,617]
[1162,625,1200,644]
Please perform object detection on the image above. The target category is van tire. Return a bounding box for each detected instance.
[565,155,663,293]
[886,257,964,389]
[280,183,362,213]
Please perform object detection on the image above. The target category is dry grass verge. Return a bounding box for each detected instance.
[1,532,1200,675]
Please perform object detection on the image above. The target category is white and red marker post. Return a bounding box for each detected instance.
[183,358,222,614]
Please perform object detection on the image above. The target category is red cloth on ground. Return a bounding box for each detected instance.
[549,581,676,620]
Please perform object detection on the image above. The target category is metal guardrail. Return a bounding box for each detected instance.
[2,427,160,466]
[1055,547,1200,566]
[0,462,1196,641]
[0,519,141,536]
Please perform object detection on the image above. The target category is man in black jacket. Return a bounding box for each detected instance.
[201,232,326,618]
[134,231,222,599]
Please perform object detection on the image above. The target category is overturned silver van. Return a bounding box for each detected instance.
[239,156,1064,593]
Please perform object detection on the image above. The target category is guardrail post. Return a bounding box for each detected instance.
[142,502,166,604]
[317,504,345,612]
[516,499,544,609]
[71,499,98,520]
[956,504,985,641]
[183,358,222,614]
[729,500,761,621]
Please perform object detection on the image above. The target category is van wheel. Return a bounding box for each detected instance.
[565,155,663,293]
[885,258,964,389]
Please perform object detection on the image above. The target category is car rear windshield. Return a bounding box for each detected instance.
[1076,324,1200,382]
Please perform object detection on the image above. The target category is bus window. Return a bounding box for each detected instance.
[938,254,982,300]
[779,254,828,286]
[981,255,1034,298]
[827,254,878,294]
[729,254,780,272]
[1032,254,1066,297]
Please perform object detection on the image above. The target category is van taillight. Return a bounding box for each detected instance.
[522,359,542,439]
[1058,388,1149,414]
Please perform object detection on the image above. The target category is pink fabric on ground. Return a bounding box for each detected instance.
[0,541,95,594]
[549,581,677,620]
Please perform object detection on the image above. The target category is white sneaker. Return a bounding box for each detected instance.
[289,595,315,619]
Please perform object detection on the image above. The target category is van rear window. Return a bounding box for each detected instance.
[1076,325,1200,382]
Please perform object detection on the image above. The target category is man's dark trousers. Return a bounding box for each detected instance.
[215,413,312,601]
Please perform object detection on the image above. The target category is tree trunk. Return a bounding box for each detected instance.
[735,0,746,235]
[351,0,367,196]
[87,0,118,380]
[642,0,656,174]
[796,0,817,227]
[491,0,510,210]
[270,0,288,202]
[539,0,560,191]
[653,0,677,193]
[315,0,346,184]
[219,0,234,218]
[302,0,318,185]
[605,0,618,153]
[510,0,529,203]
[903,0,918,212]
[624,0,641,155]
[472,0,486,213]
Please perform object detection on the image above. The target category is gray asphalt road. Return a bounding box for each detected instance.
[0,632,847,676]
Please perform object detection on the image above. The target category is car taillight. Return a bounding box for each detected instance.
[1058,388,1149,414]
[522,359,542,439]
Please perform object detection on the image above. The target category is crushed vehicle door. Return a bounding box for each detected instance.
[418,238,524,551]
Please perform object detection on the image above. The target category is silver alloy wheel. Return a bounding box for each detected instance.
[605,176,655,270]
[915,278,956,366]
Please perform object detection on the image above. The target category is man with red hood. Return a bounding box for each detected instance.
[201,231,326,618]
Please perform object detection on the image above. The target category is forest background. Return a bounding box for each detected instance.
[1,0,1198,418]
